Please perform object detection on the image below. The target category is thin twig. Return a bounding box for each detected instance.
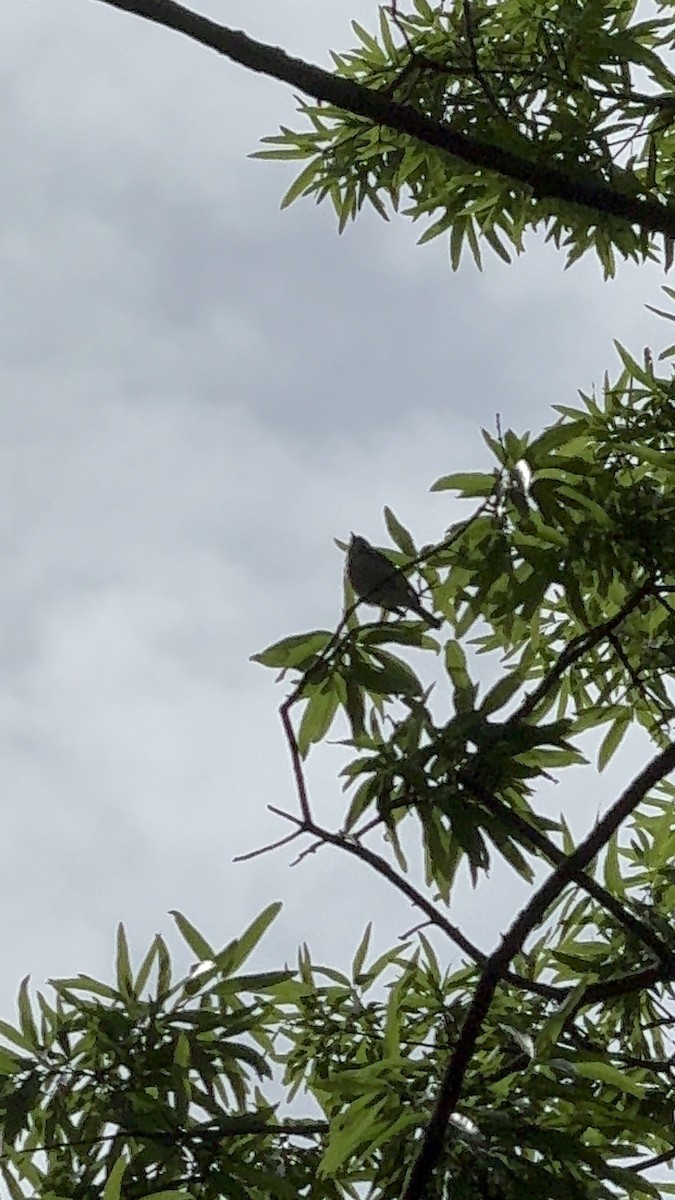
[462,0,501,115]
[606,628,674,732]
[298,818,486,965]
[280,696,313,822]
[232,828,304,862]
[283,809,565,1000]
[268,806,561,997]
[632,1144,675,1173]
[511,577,654,723]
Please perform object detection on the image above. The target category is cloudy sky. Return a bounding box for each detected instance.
[0,0,669,1035]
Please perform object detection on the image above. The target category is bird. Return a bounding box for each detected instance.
[346,533,441,629]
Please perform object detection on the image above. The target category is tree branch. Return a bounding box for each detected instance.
[459,769,675,969]
[402,739,675,1200]
[91,0,675,238]
[511,577,654,722]
[273,800,561,998]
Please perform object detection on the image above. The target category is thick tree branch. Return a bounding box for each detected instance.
[402,739,675,1200]
[91,0,675,238]
[460,770,675,967]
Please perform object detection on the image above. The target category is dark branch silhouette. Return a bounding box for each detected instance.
[92,0,675,238]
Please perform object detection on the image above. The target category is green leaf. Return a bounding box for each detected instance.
[349,651,422,697]
[343,678,366,739]
[156,935,172,1000]
[368,649,423,696]
[573,1060,646,1097]
[556,485,611,525]
[216,903,282,976]
[0,1163,28,1200]
[597,710,630,771]
[479,667,525,716]
[494,834,534,883]
[359,944,410,988]
[613,338,658,389]
[169,912,215,961]
[525,514,568,548]
[351,923,373,981]
[0,1049,21,1076]
[16,978,39,1051]
[173,1031,191,1069]
[102,1155,128,1200]
[0,1019,35,1053]
[445,641,477,711]
[482,224,512,264]
[379,6,396,55]
[344,776,377,831]
[280,159,323,209]
[430,472,495,495]
[537,982,587,1058]
[50,974,119,1000]
[360,625,428,647]
[603,834,624,896]
[528,421,587,459]
[3,1071,41,1142]
[320,1095,388,1174]
[417,211,453,246]
[297,685,340,757]
[383,507,416,556]
[449,217,464,271]
[133,934,161,998]
[216,969,295,993]
[116,923,133,999]
[351,19,382,57]
[251,630,332,670]
[383,983,401,1057]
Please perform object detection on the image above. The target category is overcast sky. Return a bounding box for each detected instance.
[0,0,669,1040]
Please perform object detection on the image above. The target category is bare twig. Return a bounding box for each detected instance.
[291,814,489,966]
[232,828,304,862]
[280,695,313,823]
[269,801,562,999]
[0,1118,330,1162]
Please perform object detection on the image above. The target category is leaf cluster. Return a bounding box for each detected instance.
[257,324,675,902]
[217,313,675,1194]
[255,0,675,275]
[2,909,675,1199]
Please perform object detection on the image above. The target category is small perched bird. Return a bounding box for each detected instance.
[346,533,441,629]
